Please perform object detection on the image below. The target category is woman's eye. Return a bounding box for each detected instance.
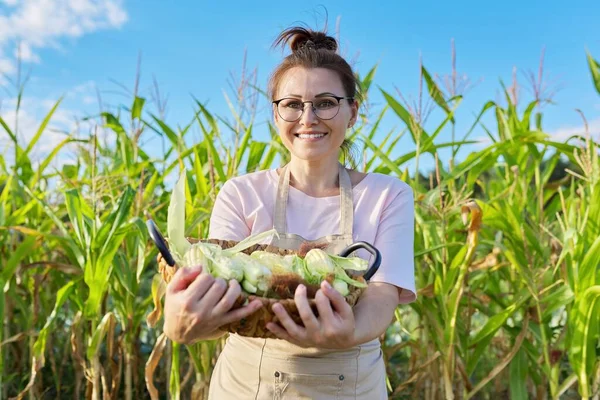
[283,101,302,109]
[315,99,335,109]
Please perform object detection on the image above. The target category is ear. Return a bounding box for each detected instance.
[348,99,359,127]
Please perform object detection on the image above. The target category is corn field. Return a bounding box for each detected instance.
[1,49,599,400]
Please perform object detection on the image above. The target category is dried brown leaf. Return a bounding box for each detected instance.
[145,333,168,400]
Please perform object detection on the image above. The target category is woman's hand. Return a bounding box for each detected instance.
[163,265,263,345]
[266,280,356,349]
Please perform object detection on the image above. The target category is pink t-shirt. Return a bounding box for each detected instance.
[208,168,417,304]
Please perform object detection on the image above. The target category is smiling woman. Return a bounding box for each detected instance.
[272,67,357,166]
[162,25,416,399]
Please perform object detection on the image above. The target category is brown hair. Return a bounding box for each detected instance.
[268,26,361,167]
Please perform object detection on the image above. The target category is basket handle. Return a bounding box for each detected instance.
[338,241,381,282]
[146,219,176,267]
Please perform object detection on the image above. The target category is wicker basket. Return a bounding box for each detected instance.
[156,238,367,339]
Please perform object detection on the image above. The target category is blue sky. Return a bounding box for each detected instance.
[1,0,599,174]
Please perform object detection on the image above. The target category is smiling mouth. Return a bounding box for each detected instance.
[295,132,327,139]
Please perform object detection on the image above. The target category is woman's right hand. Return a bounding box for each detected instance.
[163,265,263,344]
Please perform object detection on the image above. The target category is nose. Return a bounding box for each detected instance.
[299,103,318,126]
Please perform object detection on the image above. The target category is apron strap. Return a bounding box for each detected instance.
[273,164,290,233]
[273,163,354,236]
[338,162,354,236]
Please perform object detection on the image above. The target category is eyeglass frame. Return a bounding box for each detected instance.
[272,95,355,122]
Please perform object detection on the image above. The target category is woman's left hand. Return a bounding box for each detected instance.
[266,280,356,349]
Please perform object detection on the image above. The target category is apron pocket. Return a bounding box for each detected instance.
[273,370,345,400]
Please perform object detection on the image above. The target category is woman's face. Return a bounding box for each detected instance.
[273,67,358,163]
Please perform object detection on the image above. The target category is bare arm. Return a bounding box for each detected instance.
[350,282,401,347]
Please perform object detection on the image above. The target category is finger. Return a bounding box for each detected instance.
[185,271,215,300]
[166,265,203,294]
[221,299,264,325]
[200,277,228,307]
[321,281,352,319]
[272,303,305,339]
[315,289,336,323]
[213,280,242,315]
[294,285,319,331]
[266,322,294,341]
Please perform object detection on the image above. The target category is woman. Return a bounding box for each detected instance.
[163,26,416,399]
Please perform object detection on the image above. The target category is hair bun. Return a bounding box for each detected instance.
[274,27,338,53]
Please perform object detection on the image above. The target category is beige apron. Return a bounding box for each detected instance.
[208,163,387,400]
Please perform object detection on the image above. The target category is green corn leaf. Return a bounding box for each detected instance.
[421,65,452,117]
[170,341,181,400]
[520,100,538,131]
[577,235,600,293]
[358,133,404,177]
[359,64,378,95]
[32,280,76,366]
[467,334,496,375]
[446,146,497,182]
[31,137,86,187]
[380,88,430,144]
[568,286,600,397]
[194,110,225,183]
[541,285,574,321]
[24,98,63,156]
[193,148,210,196]
[586,51,600,95]
[86,312,116,360]
[142,170,161,204]
[420,96,462,153]
[132,96,146,120]
[509,347,529,400]
[163,142,206,178]
[95,186,136,253]
[64,189,89,250]
[2,235,37,289]
[0,114,17,144]
[151,115,181,151]
[246,141,267,173]
[234,124,252,172]
[85,186,135,317]
[23,186,85,268]
[367,106,388,141]
[471,294,529,345]
[133,217,149,281]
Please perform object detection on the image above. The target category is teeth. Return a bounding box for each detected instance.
[298,133,325,139]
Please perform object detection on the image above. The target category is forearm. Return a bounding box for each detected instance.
[351,282,401,347]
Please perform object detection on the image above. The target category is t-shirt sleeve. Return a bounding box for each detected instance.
[369,183,417,304]
[208,181,251,241]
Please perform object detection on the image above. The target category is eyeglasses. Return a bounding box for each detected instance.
[272,95,354,122]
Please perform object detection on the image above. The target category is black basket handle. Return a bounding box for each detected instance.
[146,219,176,267]
[338,241,381,282]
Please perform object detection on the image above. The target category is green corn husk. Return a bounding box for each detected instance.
[232,252,272,294]
[303,249,368,295]
[181,245,213,274]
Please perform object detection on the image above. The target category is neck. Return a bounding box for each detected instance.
[286,157,341,197]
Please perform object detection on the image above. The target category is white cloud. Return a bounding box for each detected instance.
[0,95,96,168]
[548,118,600,142]
[0,1,127,170]
[0,0,127,79]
